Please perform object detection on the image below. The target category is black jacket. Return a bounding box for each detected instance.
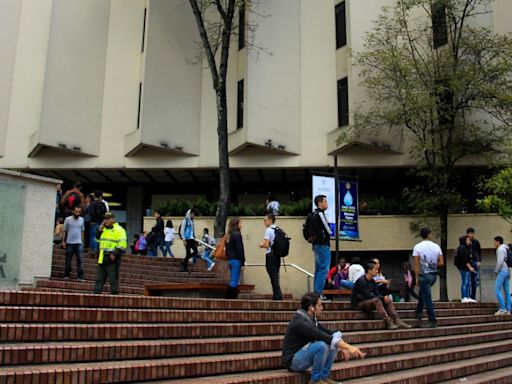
[455,236,471,271]
[226,230,245,265]
[281,309,334,369]
[311,209,331,246]
[153,217,164,236]
[471,239,482,263]
[351,275,383,308]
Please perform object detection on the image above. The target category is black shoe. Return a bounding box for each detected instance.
[415,313,422,320]
[420,321,438,328]
[320,294,331,302]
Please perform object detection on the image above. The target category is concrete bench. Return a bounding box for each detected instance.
[144,282,255,298]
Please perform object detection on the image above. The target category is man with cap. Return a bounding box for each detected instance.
[93,212,127,295]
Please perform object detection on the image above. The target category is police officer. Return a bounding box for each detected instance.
[93,212,127,295]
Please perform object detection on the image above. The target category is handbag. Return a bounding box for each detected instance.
[213,235,227,260]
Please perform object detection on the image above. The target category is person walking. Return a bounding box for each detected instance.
[62,206,85,281]
[180,209,198,270]
[201,228,216,271]
[413,228,444,328]
[455,235,477,303]
[226,217,245,299]
[163,220,175,257]
[259,213,283,300]
[282,292,365,384]
[493,236,511,315]
[93,212,127,295]
[89,191,107,252]
[60,182,85,218]
[151,210,165,256]
[310,195,333,301]
[402,262,419,302]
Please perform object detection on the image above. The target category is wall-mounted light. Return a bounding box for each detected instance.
[72,146,82,151]
[277,145,286,151]
[174,146,183,151]
[160,142,169,148]
[58,143,67,149]
[265,139,273,148]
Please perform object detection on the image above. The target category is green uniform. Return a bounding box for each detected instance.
[93,222,127,294]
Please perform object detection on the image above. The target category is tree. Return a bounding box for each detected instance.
[188,0,243,238]
[477,167,512,223]
[350,0,512,301]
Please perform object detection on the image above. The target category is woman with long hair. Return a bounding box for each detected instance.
[163,220,174,257]
[225,217,245,299]
[403,261,419,302]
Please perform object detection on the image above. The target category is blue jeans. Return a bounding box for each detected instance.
[201,249,214,268]
[313,245,331,294]
[290,341,337,382]
[495,269,511,311]
[89,223,99,251]
[65,243,84,279]
[416,273,437,322]
[151,235,165,256]
[163,241,174,257]
[459,269,471,299]
[228,259,242,288]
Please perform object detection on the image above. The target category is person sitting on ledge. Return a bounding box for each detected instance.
[351,261,412,330]
[282,292,365,384]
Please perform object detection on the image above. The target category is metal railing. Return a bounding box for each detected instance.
[245,262,314,292]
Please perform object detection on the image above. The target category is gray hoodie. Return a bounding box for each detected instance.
[495,244,510,274]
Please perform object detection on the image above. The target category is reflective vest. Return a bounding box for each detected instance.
[97,222,127,264]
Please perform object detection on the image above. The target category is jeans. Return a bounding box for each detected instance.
[290,341,337,382]
[470,269,479,300]
[228,259,242,288]
[151,235,165,256]
[495,269,511,311]
[201,248,214,268]
[459,269,471,299]
[89,223,100,251]
[416,273,437,322]
[335,279,354,290]
[313,244,331,294]
[65,243,84,279]
[265,253,283,300]
[163,241,174,257]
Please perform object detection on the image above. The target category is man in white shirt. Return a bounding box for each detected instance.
[259,213,282,300]
[412,228,444,328]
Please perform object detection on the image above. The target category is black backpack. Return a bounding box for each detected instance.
[506,244,512,268]
[302,212,317,243]
[453,246,464,269]
[272,227,290,257]
[92,200,107,222]
[65,191,81,209]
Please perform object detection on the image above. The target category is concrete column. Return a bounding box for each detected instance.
[126,186,144,244]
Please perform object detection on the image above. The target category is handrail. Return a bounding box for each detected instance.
[245,262,314,292]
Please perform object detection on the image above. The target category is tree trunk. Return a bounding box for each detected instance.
[214,84,230,238]
[439,205,449,302]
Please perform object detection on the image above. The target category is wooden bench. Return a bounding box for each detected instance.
[322,289,352,301]
[144,282,255,297]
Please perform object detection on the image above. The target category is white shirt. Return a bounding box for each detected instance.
[267,201,280,215]
[348,264,365,282]
[164,227,174,242]
[264,225,276,254]
[413,240,442,274]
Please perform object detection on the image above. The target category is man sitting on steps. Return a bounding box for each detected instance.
[351,261,412,330]
[282,292,365,384]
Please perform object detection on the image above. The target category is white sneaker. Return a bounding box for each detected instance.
[505,311,511,315]
[468,298,478,303]
[494,309,507,315]
[461,298,470,303]
[208,262,215,271]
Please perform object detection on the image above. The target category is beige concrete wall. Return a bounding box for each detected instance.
[144,213,511,300]
[0,169,60,289]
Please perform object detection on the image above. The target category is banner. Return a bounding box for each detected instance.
[312,175,336,237]
[339,180,360,240]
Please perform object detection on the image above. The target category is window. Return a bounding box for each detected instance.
[432,1,447,49]
[335,2,346,49]
[238,7,245,50]
[337,78,349,127]
[237,79,244,129]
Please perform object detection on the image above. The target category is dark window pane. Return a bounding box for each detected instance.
[237,79,244,129]
[337,78,349,127]
[335,2,346,49]
[238,8,245,50]
[432,1,448,49]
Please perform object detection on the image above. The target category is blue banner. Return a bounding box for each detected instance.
[339,180,359,240]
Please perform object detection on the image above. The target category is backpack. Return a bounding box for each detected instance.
[453,247,463,268]
[506,244,512,268]
[272,227,290,257]
[91,200,107,222]
[302,212,317,243]
[66,191,81,209]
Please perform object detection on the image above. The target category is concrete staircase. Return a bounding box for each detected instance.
[1,290,511,383]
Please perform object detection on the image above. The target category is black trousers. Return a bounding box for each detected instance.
[265,253,283,300]
[93,258,120,294]
[184,240,199,264]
